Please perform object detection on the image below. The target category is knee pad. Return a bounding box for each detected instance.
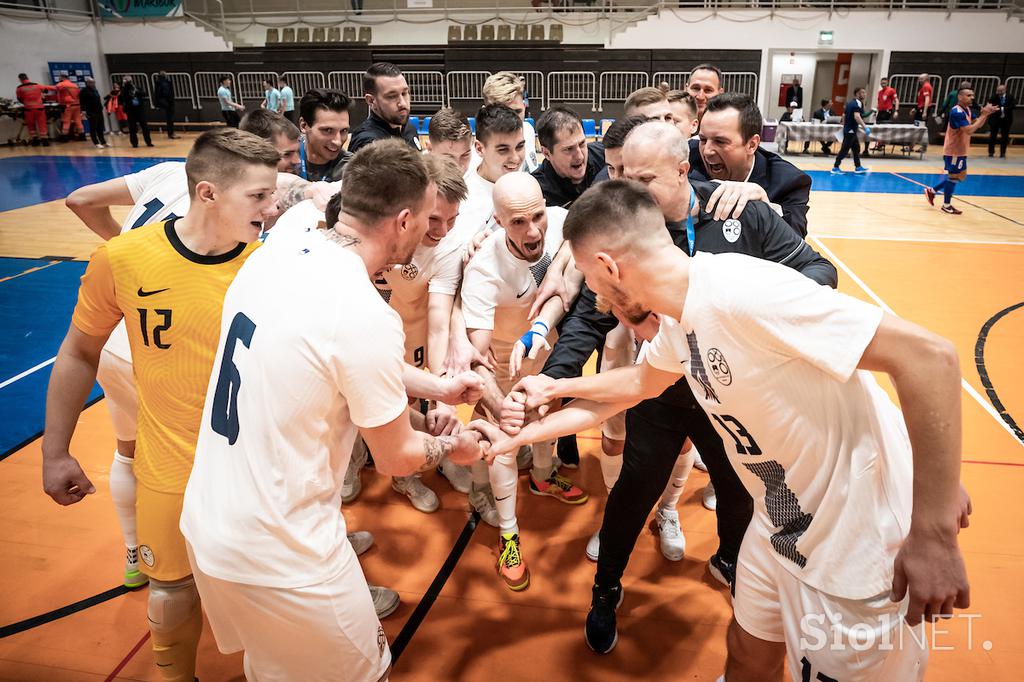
[147,577,200,634]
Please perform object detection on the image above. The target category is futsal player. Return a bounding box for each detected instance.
[481,71,541,172]
[924,87,998,215]
[425,106,474,173]
[460,172,587,591]
[43,129,279,682]
[498,179,972,681]
[180,139,487,681]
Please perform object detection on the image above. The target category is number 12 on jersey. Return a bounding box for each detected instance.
[211,312,256,445]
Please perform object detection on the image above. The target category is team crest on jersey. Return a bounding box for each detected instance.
[722,219,742,243]
[707,348,732,386]
[139,545,155,567]
[377,625,386,657]
[401,263,419,280]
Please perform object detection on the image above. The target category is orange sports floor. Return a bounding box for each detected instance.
[0,135,1021,681]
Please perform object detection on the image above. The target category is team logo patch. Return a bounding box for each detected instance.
[722,219,742,243]
[139,545,155,567]
[401,263,419,280]
[377,625,387,657]
[707,348,732,386]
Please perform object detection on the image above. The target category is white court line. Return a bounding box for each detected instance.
[809,236,1021,444]
[813,234,1024,246]
[0,357,56,391]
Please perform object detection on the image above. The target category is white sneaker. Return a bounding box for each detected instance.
[392,475,439,513]
[342,462,362,503]
[95,143,105,149]
[702,482,717,511]
[586,530,600,562]
[516,445,533,470]
[348,531,374,556]
[692,448,707,472]
[655,509,685,561]
[437,458,472,494]
[368,584,400,619]
[468,483,499,527]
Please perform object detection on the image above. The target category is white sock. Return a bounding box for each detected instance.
[658,447,696,512]
[600,450,623,493]
[109,451,138,550]
[470,459,490,489]
[489,453,519,535]
[530,440,555,482]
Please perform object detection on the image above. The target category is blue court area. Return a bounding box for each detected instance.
[0,258,102,456]
[807,169,1024,196]
[0,155,183,212]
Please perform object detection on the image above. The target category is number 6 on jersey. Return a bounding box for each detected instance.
[211,312,257,445]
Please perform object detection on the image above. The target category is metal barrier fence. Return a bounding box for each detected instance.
[722,72,758,99]
[194,71,235,103]
[943,75,1000,111]
[651,72,688,90]
[598,71,649,111]
[405,71,445,109]
[516,71,545,111]
[888,74,941,114]
[236,71,279,102]
[150,72,199,110]
[547,71,596,111]
[446,71,491,107]
[327,71,364,99]
[1005,76,1024,107]
[280,71,326,99]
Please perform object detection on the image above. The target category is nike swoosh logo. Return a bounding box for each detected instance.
[137,287,169,297]
[495,495,511,502]
[516,286,530,299]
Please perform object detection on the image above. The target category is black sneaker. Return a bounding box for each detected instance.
[585,583,623,654]
[708,553,736,591]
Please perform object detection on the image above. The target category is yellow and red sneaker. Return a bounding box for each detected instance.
[529,471,589,505]
[498,533,530,592]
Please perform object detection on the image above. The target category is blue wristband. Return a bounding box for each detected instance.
[519,320,549,354]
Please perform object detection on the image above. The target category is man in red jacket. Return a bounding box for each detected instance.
[56,75,85,141]
[16,73,56,146]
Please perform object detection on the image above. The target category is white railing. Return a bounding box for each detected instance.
[652,72,688,91]
[327,71,365,99]
[547,71,597,111]
[150,72,199,110]
[516,71,545,112]
[405,71,446,109]
[236,71,279,102]
[722,72,758,99]
[888,74,941,114]
[1004,76,1024,106]
[195,71,235,101]
[446,71,492,107]
[279,71,326,99]
[598,71,649,111]
[942,74,1000,110]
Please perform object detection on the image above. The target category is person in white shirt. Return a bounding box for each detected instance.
[181,140,490,682]
[425,106,473,174]
[481,71,540,173]
[494,180,973,682]
[460,172,588,592]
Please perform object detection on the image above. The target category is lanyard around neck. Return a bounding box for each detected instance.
[685,190,696,256]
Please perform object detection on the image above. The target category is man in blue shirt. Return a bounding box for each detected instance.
[831,87,869,175]
[217,75,244,128]
[278,75,296,124]
[262,78,280,113]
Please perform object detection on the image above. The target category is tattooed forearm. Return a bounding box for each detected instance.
[417,435,456,472]
[277,179,311,212]
[323,228,361,249]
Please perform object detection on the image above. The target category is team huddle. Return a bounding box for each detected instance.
[42,62,972,682]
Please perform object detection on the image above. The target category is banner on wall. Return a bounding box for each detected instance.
[99,0,182,18]
[48,62,94,87]
[830,53,852,115]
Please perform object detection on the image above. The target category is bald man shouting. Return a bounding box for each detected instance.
[460,172,588,592]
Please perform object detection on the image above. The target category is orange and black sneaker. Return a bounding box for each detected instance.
[498,532,530,592]
[529,471,589,505]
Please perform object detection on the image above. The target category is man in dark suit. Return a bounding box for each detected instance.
[531,105,606,209]
[689,93,812,237]
[988,84,1016,158]
[784,75,803,111]
[803,98,833,156]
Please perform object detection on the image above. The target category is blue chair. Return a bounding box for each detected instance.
[599,118,615,139]
[409,116,420,133]
[582,118,597,139]
[468,117,476,134]
[419,116,431,135]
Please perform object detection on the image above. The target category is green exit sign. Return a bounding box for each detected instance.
[819,30,834,45]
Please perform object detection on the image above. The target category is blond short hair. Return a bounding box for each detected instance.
[428,107,472,143]
[482,71,524,106]
[423,154,468,205]
[624,87,668,115]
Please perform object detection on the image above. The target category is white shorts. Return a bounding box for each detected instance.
[187,543,391,682]
[733,527,927,682]
[599,324,635,441]
[96,348,137,442]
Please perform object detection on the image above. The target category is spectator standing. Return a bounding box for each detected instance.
[261,78,280,113]
[119,76,153,148]
[153,71,178,139]
[105,83,127,135]
[55,74,85,142]
[784,74,803,116]
[987,83,1015,158]
[831,86,869,175]
[520,76,530,118]
[16,72,55,146]
[686,63,725,125]
[347,62,420,153]
[876,77,898,122]
[913,73,933,124]
[938,80,971,126]
[804,98,833,155]
[278,76,296,124]
[217,76,245,128]
[80,77,107,148]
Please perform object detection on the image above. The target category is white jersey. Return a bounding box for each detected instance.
[453,168,498,238]
[103,162,191,360]
[644,251,909,600]
[264,198,325,243]
[461,207,566,344]
[181,227,409,588]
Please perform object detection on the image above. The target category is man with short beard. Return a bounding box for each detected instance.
[531,106,606,209]
[348,62,421,153]
[297,88,353,182]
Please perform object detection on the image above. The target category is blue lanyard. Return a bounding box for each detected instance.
[298,137,308,180]
[685,190,696,256]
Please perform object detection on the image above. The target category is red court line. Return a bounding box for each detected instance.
[963,459,1024,467]
[104,631,150,682]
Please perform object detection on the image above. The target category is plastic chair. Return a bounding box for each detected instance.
[582,118,597,139]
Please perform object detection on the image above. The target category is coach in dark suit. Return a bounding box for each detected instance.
[689,93,812,236]
[784,75,803,110]
[988,85,1016,158]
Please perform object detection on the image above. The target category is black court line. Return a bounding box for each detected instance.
[889,171,1024,228]
[0,394,105,463]
[975,301,1024,446]
[390,510,480,664]
[0,584,133,639]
